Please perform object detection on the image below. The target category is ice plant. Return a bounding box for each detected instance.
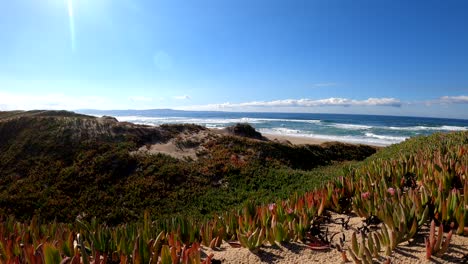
[348,232,375,264]
[237,227,265,251]
[268,203,276,212]
[361,192,371,199]
[425,220,453,259]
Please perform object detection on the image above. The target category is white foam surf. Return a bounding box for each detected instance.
[259,128,405,146]
[329,123,373,130]
[364,133,408,142]
[115,116,321,126]
[387,125,467,131]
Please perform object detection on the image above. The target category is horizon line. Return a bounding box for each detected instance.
[72,108,468,121]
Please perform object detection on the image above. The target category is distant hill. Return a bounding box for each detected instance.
[77,108,225,117]
[0,110,376,224]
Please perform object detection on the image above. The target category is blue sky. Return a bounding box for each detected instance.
[0,0,467,118]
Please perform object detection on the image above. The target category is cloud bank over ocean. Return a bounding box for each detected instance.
[0,91,467,119]
[181,97,402,109]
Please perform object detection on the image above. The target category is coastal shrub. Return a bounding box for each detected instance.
[0,127,465,263]
[225,123,265,140]
[0,111,375,223]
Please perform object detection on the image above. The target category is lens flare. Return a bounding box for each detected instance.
[67,0,76,52]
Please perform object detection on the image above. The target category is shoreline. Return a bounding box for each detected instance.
[212,127,384,146]
[262,132,383,147]
[211,128,330,145]
[262,133,328,145]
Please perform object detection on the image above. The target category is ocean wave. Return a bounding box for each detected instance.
[387,125,467,131]
[329,123,467,132]
[221,117,321,124]
[261,127,303,134]
[259,128,404,146]
[329,123,373,130]
[115,116,321,125]
[364,133,408,142]
[254,118,321,124]
[116,116,257,125]
[436,125,466,131]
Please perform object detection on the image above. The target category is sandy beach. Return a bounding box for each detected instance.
[211,127,329,145]
[204,212,468,264]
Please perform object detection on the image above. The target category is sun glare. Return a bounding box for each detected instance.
[66,0,76,52]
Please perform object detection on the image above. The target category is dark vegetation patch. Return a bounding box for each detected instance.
[225,123,265,140]
[0,110,91,119]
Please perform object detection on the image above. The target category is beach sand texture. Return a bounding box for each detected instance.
[203,213,468,264]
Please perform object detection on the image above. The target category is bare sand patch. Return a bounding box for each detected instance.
[134,129,219,160]
[203,212,468,264]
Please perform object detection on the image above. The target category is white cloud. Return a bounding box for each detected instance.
[422,95,468,106]
[179,97,401,110]
[173,95,191,100]
[128,96,152,102]
[438,95,468,104]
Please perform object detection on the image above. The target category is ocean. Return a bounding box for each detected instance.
[79,110,468,146]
